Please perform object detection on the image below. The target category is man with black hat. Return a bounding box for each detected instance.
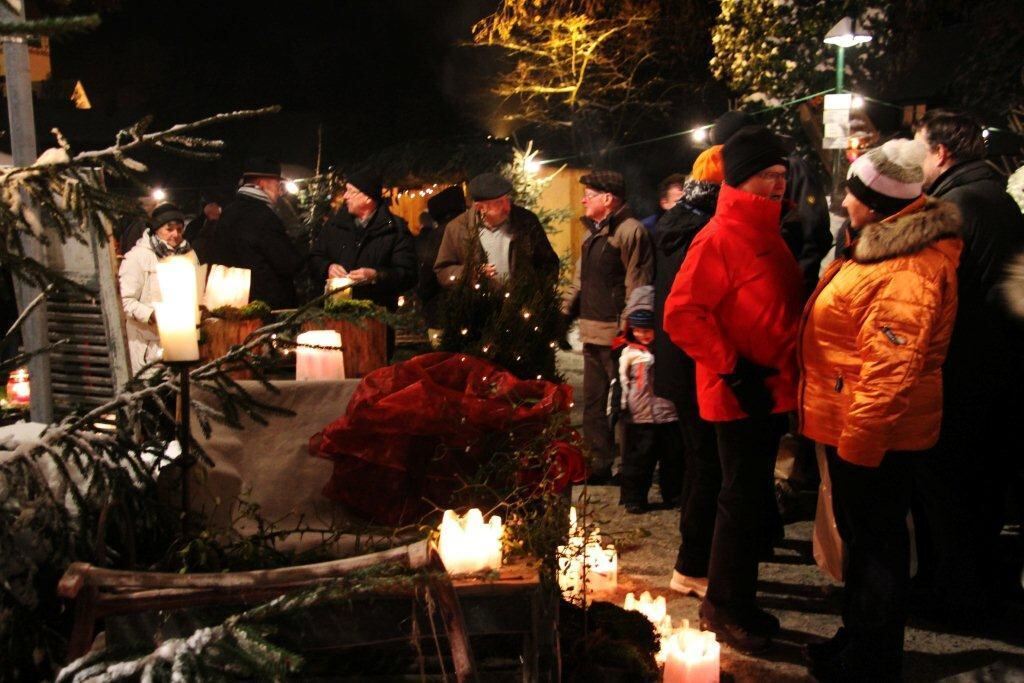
[712,110,832,297]
[664,126,803,653]
[434,171,559,288]
[562,170,653,484]
[310,169,417,317]
[209,157,303,309]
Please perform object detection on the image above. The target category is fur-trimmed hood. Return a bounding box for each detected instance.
[852,198,962,263]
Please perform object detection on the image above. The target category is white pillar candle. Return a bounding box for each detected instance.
[154,257,199,362]
[295,330,345,381]
[204,265,252,310]
[437,508,504,575]
[662,626,720,683]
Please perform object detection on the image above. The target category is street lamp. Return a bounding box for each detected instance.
[823,17,872,93]
[823,17,872,195]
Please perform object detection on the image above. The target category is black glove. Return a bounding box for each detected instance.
[720,357,778,417]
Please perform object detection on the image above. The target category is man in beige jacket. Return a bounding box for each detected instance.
[563,170,653,483]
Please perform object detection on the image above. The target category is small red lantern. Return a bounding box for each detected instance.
[6,367,30,406]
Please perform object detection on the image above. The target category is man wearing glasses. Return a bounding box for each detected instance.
[209,157,304,310]
[663,126,802,654]
[563,170,653,484]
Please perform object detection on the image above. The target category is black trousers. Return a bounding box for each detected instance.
[704,414,786,612]
[582,343,616,476]
[620,422,684,506]
[675,413,720,577]
[827,446,915,677]
[913,387,1008,612]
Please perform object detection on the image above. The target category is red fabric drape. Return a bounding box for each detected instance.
[310,352,584,525]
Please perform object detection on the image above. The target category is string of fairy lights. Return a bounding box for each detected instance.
[143,88,1010,203]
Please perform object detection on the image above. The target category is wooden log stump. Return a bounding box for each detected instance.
[302,317,387,378]
[199,317,264,379]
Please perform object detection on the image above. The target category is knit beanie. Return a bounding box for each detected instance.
[627,309,655,328]
[691,145,725,183]
[711,110,755,146]
[152,202,185,228]
[846,138,926,216]
[722,126,790,187]
[346,168,383,203]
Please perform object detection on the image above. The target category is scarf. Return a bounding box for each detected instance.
[237,184,275,208]
[148,230,192,259]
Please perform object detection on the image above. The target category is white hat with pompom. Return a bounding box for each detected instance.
[847,138,928,213]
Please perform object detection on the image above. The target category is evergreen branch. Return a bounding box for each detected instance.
[0,14,100,37]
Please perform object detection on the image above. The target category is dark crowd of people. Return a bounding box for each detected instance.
[561,109,1024,682]
[111,108,1024,681]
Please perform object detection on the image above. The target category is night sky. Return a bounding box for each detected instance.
[43,1,500,192]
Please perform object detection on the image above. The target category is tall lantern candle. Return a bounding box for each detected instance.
[295,330,345,381]
[204,265,251,310]
[326,276,353,302]
[154,257,200,361]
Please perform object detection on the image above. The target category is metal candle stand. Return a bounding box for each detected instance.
[168,360,198,532]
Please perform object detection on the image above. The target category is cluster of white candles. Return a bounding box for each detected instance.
[622,591,720,682]
[436,508,504,575]
[557,506,618,601]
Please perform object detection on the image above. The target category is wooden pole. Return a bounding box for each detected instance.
[1,1,53,422]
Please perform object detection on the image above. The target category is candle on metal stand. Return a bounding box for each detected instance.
[154,257,200,362]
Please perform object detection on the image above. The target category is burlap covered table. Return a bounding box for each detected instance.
[186,379,367,553]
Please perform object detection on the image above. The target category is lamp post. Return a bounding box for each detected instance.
[823,17,872,193]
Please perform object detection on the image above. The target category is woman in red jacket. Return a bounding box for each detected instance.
[664,126,803,654]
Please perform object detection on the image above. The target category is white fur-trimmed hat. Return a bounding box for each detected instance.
[847,138,927,215]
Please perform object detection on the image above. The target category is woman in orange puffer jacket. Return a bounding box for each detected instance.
[799,138,962,682]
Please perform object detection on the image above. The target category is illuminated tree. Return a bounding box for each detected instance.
[470,0,667,157]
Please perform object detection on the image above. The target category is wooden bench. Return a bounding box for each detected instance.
[58,541,558,681]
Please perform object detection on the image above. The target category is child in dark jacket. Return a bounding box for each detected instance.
[612,285,684,513]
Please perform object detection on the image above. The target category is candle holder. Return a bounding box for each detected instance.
[167,360,199,533]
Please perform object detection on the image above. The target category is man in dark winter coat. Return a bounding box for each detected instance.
[185,196,223,263]
[208,159,303,309]
[434,172,559,288]
[310,169,417,313]
[653,146,723,603]
[563,170,654,484]
[911,110,1024,617]
[417,186,467,336]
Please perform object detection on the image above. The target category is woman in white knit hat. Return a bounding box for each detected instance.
[797,138,963,681]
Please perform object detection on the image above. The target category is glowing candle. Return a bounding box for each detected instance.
[662,625,720,683]
[295,330,344,381]
[204,265,251,310]
[154,257,199,362]
[5,367,30,406]
[437,508,504,575]
[326,277,353,302]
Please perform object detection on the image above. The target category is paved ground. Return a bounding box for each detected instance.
[557,349,1024,682]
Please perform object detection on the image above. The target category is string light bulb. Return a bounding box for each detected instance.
[151,188,167,202]
[691,126,709,144]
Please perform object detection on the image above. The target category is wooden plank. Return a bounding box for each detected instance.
[58,540,432,596]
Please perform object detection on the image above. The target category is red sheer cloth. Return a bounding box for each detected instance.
[310,352,584,525]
